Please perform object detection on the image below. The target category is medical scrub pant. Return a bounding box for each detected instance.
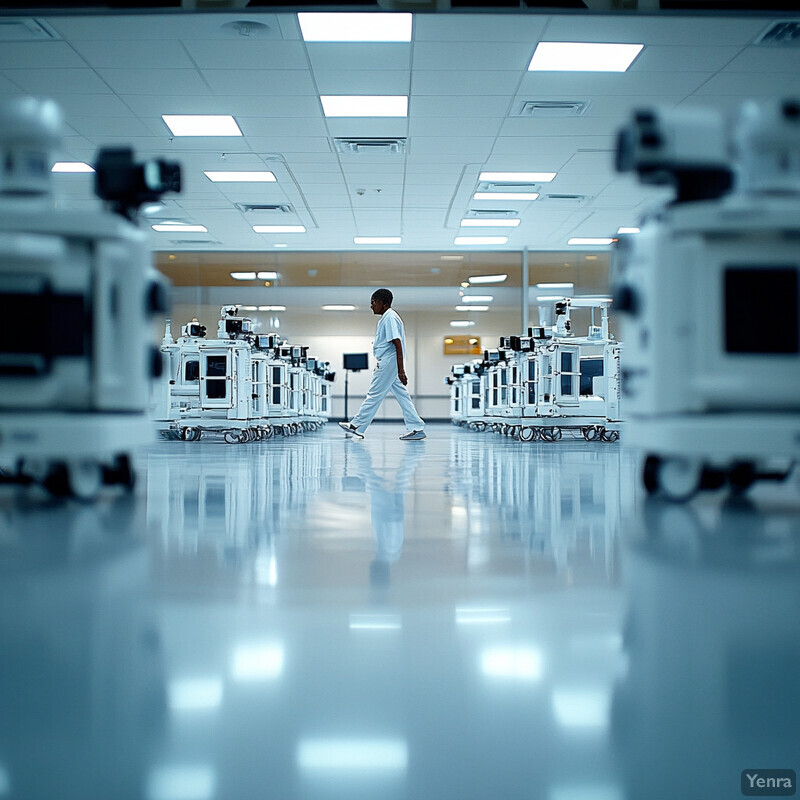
[350,353,425,434]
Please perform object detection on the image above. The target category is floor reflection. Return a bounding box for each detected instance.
[0,495,164,800]
[613,496,800,800]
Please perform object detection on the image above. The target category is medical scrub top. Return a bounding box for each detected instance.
[373,308,406,360]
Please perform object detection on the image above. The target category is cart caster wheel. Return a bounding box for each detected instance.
[224,431,238,444]
[42,461,71,498]
[519,427,534,442]
[102,454,136,491]
[643,455,702,502]
[728,461,756,494]
[601,429,619,443]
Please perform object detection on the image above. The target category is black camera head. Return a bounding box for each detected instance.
[94,147,181,221]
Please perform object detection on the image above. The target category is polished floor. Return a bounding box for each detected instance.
[1,423,799,800]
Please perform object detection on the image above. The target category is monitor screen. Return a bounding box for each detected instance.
[343,352,369,371]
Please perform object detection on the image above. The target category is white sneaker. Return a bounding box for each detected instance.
[399,430,426,441]
[338,421,364,439]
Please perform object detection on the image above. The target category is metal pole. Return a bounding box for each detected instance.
[521,246,530,334]
[344,370,349,420]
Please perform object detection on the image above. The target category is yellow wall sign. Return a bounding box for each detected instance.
[443,335,482,356]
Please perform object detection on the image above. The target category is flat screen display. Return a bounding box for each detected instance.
[343,353,369,371]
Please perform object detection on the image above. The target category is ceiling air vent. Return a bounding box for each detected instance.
[513,100,589,118]
[333,138,407,155]
[542,194,590,207]
[0,18,60,41]
[465,208,519,218]
[755,21,800,47]
[476,182,540,194]
[235,203,294,214]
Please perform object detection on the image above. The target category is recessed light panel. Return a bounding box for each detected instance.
[468,274,508,284]
[528,42,643,72]
[298,12,412,42]
[474,192,538,201]
[257,271,280,280]
[450,320,476,327]
[320,96,408,118]
[52,161,94,173]
[617,226,640,234]
[253,225,306,234]
[479,171,556,183]
[152,224,208,232]
[322,305,356,311]
[204,171,276,182]
[568,237,615,246]
[454,237,508,246]
[231,272,257,280]
[162,115,242,137]
[461,295,494,302]
[259,305,286,312]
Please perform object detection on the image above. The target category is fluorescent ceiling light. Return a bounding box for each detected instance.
[257,271,279,280]
[349,614,402,630]
[162,114,242,137]
[298,12,412,42]
[460,219,520,228]
[322,305,356,311]
[230,271,256,280]
[455,608,511,625]
[456,305,489,311]
[479,171,556,183]
[617,226,640,234]
[168,678,224,712]
[231,644,284,681]
[537,283,573,289]
[240,306,258,311]
[152,224,208,233]
[253,225,306,234]
[353,236,401,245]
[259,305,286,312]
[146,765,216,800]
[454,236,508,246]
[474,192,539,201]
[568,237,615,246]
[297,739,408,772]
[320,95,408,118]
[529,42,644,72]
[440,255,464,261]
[461,295,494,302]
[481,647,543,680]
[552,689,610,728]
[274,244,288,248]
[52,161,94,173]
[468,274,507,284]
[450,320,476,327]
[204,171,275,182]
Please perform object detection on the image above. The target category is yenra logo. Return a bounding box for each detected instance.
[741,770,796,796]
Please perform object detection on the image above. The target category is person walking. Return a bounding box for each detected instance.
[338,289,426,441]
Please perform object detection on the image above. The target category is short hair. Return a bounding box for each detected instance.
[371,288,393,306]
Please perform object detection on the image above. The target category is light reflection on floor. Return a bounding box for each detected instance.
[1,423,798,800]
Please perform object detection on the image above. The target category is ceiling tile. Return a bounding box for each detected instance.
[414,14,548,43]
[412,41,533,71]
[518,71,711,97]
[8,68,110,94]
[69,117,154,137]
[412,70,521,96]
[693,71,795,96]
[412,136,495,156]
[632,45,743,72]
[410,116,504,137]
[722,46,800,73]
[307,43,411,72]
[410,95,510,118]
[0,42,87,69]
[95,68,209,95]
[202,69,317,96]
[325,118,408,138]
[70,39,194,69]
[183,40,308,70]
[313,69,410,96]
